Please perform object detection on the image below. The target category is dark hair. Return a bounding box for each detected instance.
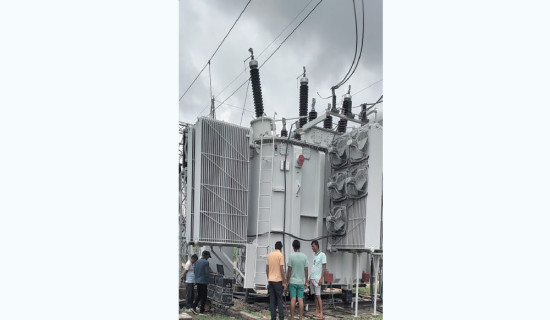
[275,241,283,250]
[202,250,211,258]
[292,240,301,250]
[311,240,319,248]
[191,254,198,260]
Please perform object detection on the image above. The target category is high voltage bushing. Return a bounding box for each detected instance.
[281,119,288,137]
[337,92,352,133]
[309,98,317,121]
[324,103,333,129]
[248,49,264,118]
[359,104,368,122]
[294,121,301,140]
[299,72,308,128]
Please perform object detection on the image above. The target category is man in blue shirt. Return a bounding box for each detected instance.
[191,251,213,314]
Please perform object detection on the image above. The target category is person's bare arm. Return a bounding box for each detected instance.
[286,266,292,285]
[305,267,309,287]
[279,265,287,287]
[266,264,269,278]
[320,264,326,284]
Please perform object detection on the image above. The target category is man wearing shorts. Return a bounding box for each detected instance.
[310,240,326,319]
[286,240,308,320]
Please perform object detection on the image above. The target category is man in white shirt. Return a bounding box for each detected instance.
[310,240,326,319]
[182,254,198,310]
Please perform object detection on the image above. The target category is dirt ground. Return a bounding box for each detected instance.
[180,298,382,320]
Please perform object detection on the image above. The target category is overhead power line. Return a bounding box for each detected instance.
[195,0,324,120]
[257,0,316,59]
[333,0,365,89]
[179,0,253,102]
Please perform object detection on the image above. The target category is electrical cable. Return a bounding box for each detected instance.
[247,231,332,242]
[338,0,365,87]
[259,0,324,69]
[257,0,316,59]
[333,0,358,89]
[208,61,213,99]
[195,0,324,120]
[240,79,251,126]
[179,0,253,101]
[352,95,383,108]
[200,0,317,117]
[282,121,296,268]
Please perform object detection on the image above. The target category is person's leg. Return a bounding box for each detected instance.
[289,284,297,320]
[296,285,304,320]
[311,280,319,316]
[316,295,323,318]
[199,284,208,313]
[185,283,193,308]
[268,282,277,320]
[298,298,304,320]
[274,281,284,320]
[192,283,200,310]
[290,297,296,320]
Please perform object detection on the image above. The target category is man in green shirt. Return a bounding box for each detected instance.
[286,240,308,320]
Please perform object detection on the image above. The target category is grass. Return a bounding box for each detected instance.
[243,309,262,317]
[343,316,382,320]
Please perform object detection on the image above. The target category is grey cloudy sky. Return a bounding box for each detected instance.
[179,0,382,127]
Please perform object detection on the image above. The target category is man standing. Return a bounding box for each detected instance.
[191,251,212,314]
[182,254,198,311]
[310,240,326,319]
[286,240,308,320]
[266,241,287,320]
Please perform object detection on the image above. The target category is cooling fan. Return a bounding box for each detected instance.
[349,127,369,163]
[328,135,350,168]
[327,172,348,202]
[326,206,347,236]
[345,167,368,199]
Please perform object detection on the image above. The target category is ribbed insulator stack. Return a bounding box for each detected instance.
[337,93,352,133]
[294,131,301,140]
[299,76,308,128]
[359,104,368,122]
[281,122,288,137]
[308,98,317,121]
[324,103,333,129]
[249,58,264,118]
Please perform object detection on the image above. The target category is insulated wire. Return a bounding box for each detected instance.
[195,0,324,120]
[179,0,253,101]
[257,0,316,59]
[338,0,365,87]
[240,79,251,126]
[259,0,324,69]
[333,0,359,89]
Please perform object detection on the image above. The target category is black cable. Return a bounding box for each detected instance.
[282,122,296,267]
[195,0,324,120]
[351,95,383,109]
[179,0,253,101]
[333,0,358,89]
[352,79,383,97]
[259,0,324,69]
[240,79,251,126]
[257,0,316,59]
[339,0,365,86]
[208,61,213,99]
[247,231,332,242]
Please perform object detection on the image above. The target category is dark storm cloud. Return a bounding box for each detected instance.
[180,0,382,126]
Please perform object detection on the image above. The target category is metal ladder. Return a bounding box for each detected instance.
[254,129,275,288]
